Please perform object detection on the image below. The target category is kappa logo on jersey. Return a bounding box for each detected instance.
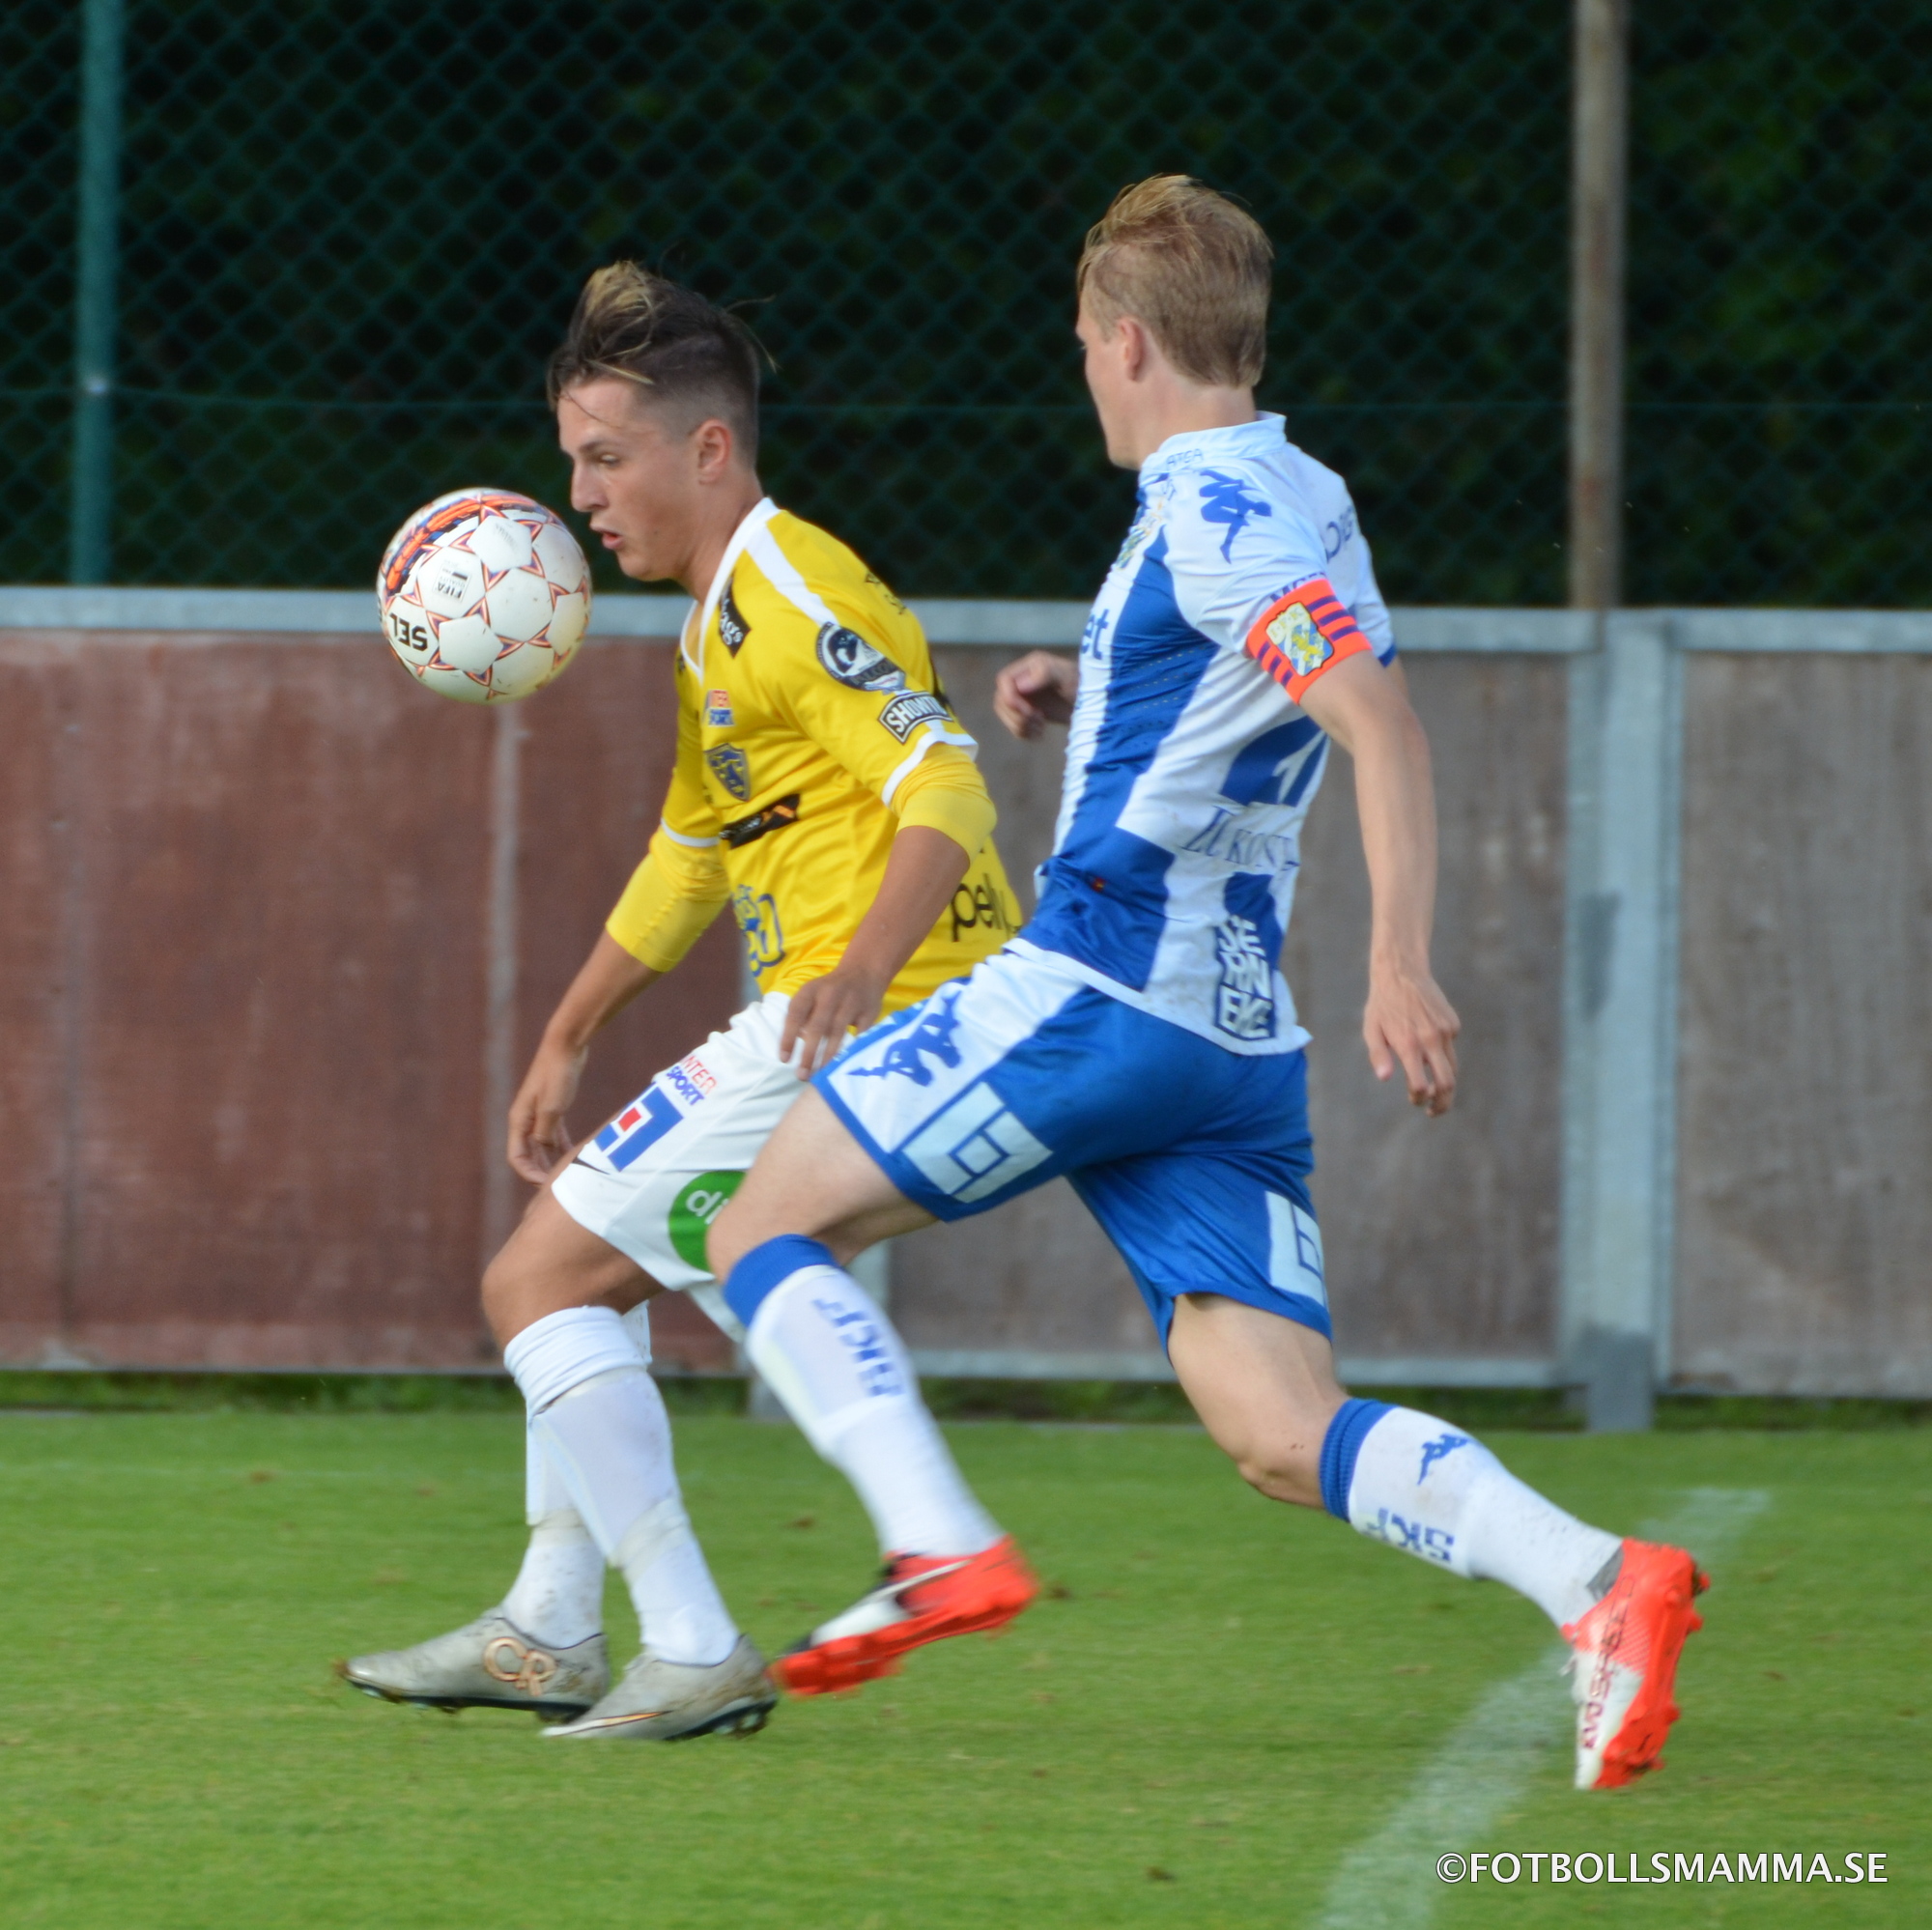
[705,689,734,726]
[1198,469,1273,560]
[1266,600,1330,680]
[1418,1433,1471,1482]
[731,884,784,972]
[815,622,908,694]
[877,690,952,742]
[706,744,752,802]
[849,984,964,1086]
[718,581,751,654]
[1212,914,1276,1041]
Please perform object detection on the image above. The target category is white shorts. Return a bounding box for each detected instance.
[551,993,809,1338]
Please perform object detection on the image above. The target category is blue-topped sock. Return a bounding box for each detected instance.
[1321,1401,1623,1627]
[722,1236,1001,1556]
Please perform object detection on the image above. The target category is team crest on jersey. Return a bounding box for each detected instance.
[877,690,952,742]
[705,689,734,726]
[1266,601,1331,680]
[1212,914,1276,1041]
[718,581,751,654]
[731,885,785,972]
[816,622,908,693]
[706,745,752,802]
[1113,488,1167,572]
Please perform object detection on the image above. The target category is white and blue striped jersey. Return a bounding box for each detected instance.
[1018,412,1396,1055]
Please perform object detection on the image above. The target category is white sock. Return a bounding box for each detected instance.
[1325,1400,1624,1627]
[501,1507,604,1648]
[744,1263,1001,1557]
[505,1307,739,1667]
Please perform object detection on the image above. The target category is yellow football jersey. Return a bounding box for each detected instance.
[619,499,1019,1010]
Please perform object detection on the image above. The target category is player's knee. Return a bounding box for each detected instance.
[1230,1438,1325,1511]
[703,1200,751,1283]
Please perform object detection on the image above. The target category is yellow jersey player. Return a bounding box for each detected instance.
[342,265,1023,1742]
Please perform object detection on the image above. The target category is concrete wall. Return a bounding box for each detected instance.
[1673,655,1932,1395]
[4,619,1927,1395]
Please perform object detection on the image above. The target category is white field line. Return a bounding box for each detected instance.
[1314,1487,1771,1930]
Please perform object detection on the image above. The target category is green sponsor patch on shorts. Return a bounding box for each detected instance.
[668,1170,746,1272]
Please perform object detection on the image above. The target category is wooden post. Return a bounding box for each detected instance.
[1569,0,1629,610]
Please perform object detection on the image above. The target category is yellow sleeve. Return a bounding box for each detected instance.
[889,742,997,858]
[605,829,730,973]
[758,604,980,810]
[606,676,729,974]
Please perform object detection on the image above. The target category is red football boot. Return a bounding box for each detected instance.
[770,1537,1037,1697]
[1564,1538,1709,1789]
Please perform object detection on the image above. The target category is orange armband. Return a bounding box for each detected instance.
[1243,576,1373,704]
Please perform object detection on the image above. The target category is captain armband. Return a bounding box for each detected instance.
[604,827,730,974]
[1243,576,1374,704]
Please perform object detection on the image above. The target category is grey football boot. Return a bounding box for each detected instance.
[543,1634,777,1742]
[339,1609,609,1720]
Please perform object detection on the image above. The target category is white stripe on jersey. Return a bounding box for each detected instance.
[1025,413,1395,1056]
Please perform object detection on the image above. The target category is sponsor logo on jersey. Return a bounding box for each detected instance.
[1266,601,1331,680]
[1361,1508,1456,1564]
[664,1060,712,1109]
[948,878,1016,945]
[1212,914,1276,1041]
[706,744,752,802]
[876,690,952,742]
[731,884,784,973]
[1197,468,1274,560]
[864,569,910,615]
[847,984,964,1086]
[1079,606,1113,662]
[1418,1433,1471,1482]
[705,689,734,726]
[810,1294,903,1398]
[717,581,750,654]
[816,621,908,693]
[594,1086,682,1172]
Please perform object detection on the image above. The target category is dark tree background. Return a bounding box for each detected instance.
[2,1,1925,604]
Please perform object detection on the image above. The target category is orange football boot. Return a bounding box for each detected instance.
[769,1536,1037,1696]
[1564,1538,1709,1789]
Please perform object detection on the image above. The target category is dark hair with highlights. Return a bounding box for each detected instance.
[547,263,764,459]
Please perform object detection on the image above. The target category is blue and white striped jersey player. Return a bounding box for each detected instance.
[708,178,1709,1791]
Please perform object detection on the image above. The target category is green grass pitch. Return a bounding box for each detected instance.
[2,1409,1924,1927]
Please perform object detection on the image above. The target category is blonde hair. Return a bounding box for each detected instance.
[1076,176,1273,388]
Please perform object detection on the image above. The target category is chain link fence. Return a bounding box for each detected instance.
[3,1,1926,605]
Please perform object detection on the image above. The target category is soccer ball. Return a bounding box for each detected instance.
[377,489,591,703]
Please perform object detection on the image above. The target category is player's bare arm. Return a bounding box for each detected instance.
[779,825,975,1076]
[992,648,1079,736]
[506,934,660,1182]
[1295,650,1461,1116]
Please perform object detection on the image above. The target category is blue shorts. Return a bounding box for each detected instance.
[816,945,1327,1348]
